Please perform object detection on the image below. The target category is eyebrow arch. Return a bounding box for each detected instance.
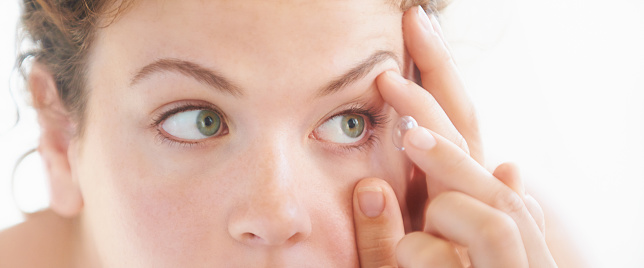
[130,58,244,97]
[131,50,400,98]
[316,50,401,97]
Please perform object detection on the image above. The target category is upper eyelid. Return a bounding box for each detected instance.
[150,101,226,128]
[316,100,382,123]
[314,107,386,140]
[151,101,386,147]
[154,106,229,144]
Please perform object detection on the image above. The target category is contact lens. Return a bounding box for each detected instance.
[392,116,418,151]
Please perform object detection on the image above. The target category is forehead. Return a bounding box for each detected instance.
[90,0,403,94]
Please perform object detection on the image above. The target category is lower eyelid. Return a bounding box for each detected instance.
[153,102,387,150]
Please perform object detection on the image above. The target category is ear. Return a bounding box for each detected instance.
[29,62,84,218]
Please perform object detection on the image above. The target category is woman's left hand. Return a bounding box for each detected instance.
[353,135,555,267]
[352,6,557,268]
[356,128,556,267]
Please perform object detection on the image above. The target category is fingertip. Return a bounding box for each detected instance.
[404,127,437,152]
[385,70,410,85]
[376,70,409,95]
[401,6,451,74]
[493,162,525,197]
[493,162,520,177]
[357,185,385,218]
[353,177,390,194]
[402,5,432,35]
[396,231,426,260]
[375,70,414,114]
[353,178,399,220]
[428,13,444,36]
[414,5,432,32]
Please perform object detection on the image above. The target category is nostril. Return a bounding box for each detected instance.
[227,189,312,247]
[242,230,301,246]
[241,233,261,243]
[287,232,304,244]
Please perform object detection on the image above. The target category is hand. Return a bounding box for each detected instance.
[352,6,556,267]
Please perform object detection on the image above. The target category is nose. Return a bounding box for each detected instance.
[227,144,312,247]
[228,191,312,246]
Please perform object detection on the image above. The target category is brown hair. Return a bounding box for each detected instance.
[18,0,445,135]
[19,0,132,135]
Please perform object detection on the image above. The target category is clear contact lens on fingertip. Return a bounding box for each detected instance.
[392,115,418,151]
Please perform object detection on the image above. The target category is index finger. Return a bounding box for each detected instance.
[403,127,557,267]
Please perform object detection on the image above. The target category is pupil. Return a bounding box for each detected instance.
[204,116,213,127]
[348,118,357,129]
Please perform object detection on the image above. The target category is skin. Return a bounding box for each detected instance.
[9,0,413,267]
[354,9,558,267]
[0,1,587,267]
[78,0,410,266]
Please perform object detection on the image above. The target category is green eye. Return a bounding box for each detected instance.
[341,114,365,138]
[315,113,368,144]
[196,110,221,136]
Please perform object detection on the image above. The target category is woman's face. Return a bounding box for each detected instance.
[73,0,411,266]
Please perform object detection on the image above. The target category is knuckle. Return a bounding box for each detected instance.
[456,135,470,155]
[416,88,437,111]
[443,149,471,176]
[477,212,520,249]
[397,232,458,267]
[428,37,452,65]
[358,235,398,263]
[411,240,456,267]
[493,188,525,216]
[464,107,480,131]
[431,191,460,206]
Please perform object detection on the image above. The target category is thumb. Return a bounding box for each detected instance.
[353,178,405,268]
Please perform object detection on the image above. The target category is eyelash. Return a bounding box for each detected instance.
[319,103,389,153]
[150,102,389,151]
[150,103,223,148]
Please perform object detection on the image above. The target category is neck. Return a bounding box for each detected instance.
[70,212,102,268]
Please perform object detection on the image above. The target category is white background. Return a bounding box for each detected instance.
[1,0,643,267]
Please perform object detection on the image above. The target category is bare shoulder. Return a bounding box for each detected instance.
[0,209,75,268]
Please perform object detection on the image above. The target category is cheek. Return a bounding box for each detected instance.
[76,126,360,265]
[119,180,232,263]
[74,100,228,263]
[75,94,403,266]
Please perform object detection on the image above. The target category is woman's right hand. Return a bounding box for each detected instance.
[352,6,556,267]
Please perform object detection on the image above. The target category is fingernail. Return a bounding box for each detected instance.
[385,70,409,84]
[393,116,418,151]
[429,14,442,31]
[409,127,437,151]
[416,5,433,32]
[358,186,385,218]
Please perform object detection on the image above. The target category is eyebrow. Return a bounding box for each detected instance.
[130,50,400,98]
[130,58,244,97]
[317,50,400,97]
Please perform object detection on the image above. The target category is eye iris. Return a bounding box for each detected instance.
[196,110,221,136]
[341,115,365,138]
